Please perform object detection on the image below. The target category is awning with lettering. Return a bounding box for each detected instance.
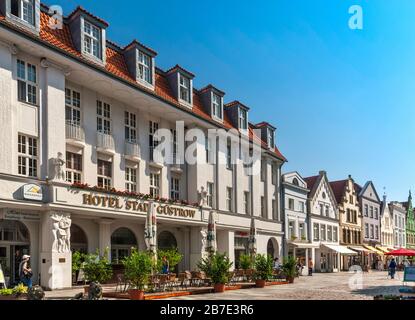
[291,242,319,249]
[322,244,357,255]
[363,245,384,255]
[376,246,391,254]
[349,246,371,253]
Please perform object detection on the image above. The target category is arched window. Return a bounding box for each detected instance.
[111,228,137,264]
[70,224,88,254]
[267,239,275,259]
[292,178,299,186]
[158,231,177,251]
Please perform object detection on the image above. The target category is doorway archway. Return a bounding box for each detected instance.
[70,224,88,254]
[111,227,137,264]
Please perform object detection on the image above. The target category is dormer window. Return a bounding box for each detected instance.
[267,128,275,149]
[138,51,152,84]
[179,74,191,104]
[11,0,35,25]
[83,20,101,59]
[239,108,248,130]
[212,93,222,120]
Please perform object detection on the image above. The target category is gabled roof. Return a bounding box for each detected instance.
[166,64,195,78]
[255,121,276,130]
[0,4,287,163]
[329,180,348,204]
[67,6,109,27]
[199,84,225,96]
[358,181,381,203]
[304,171,338,207]
[225,100,250,111]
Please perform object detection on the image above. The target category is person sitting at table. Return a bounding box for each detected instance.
[161,256,170,274]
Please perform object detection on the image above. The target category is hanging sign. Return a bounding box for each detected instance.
[22,184,43,201]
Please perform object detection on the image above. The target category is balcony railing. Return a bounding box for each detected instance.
[125,140,140,160]
[97,131,115,153]
[149,146,163,166]
[65,121,85,142]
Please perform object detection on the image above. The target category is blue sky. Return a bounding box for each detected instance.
[49,0,415,201]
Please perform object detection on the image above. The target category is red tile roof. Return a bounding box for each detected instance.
[225,100,250,110]
[166,64,195,78]
[329,180,348,204]
[303,175,319,191]
[67,6,109,27]
[0,4,286,162]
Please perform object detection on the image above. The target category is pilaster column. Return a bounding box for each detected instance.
[97,219,113,258]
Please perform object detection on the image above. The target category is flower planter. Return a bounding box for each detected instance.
[0,294,28,301]
[128,289,145,300]
[214,283,225,293]
[287,276,295,284]
[84,285,89,295]
[255,280,266,288]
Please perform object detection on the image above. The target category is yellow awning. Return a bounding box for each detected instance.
[363,245,384,255]
[376,246,391,254]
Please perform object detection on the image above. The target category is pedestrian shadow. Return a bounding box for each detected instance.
[351,285,402,297]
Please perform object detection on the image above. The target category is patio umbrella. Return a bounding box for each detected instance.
[385,248,415,256]
[248,218,257,258]
[144,201,157,258]
[206,211,217,255]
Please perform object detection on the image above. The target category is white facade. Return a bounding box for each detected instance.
[389,202,406,249]
[380,195,393,248]
[0,4,285,289]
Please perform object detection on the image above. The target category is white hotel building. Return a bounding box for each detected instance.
[0,2,286,289]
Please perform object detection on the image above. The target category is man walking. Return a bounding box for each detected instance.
[308,258,314,276]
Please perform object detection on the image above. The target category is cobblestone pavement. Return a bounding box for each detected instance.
[167,271,405,300]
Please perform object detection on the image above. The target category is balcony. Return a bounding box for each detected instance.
[65,121,85,147]
[97,131,115,155]
[170,153,183,174]
[125,140,140,162]
[149,146,163,169]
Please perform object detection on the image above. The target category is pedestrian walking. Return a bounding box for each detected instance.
[273,258,281,271]
[308,258,313,276]
[388,258,397,279]
[19,255,33,288]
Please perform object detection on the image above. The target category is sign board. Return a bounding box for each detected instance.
[22,184,43,201]
[3,210,40,222]
[0,264,6,289]
[404,266,415,282]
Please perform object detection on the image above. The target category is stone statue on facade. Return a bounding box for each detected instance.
[200,228,208,253]
[54,152,66,181]
[198,187,208,207]
[51,213,71,253]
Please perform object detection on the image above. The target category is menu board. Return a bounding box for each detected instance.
[403,266,415,282]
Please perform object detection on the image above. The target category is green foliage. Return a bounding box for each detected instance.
[156,248,183,273]
[12,283,28,295]
[82,248,113,284]
[0,288,13,296]
[72,251,85,273]
[254,254,273,281]
[239,254,253,270]
[122,249,153,290]
[197,253,233,284]
[282,256,297,279]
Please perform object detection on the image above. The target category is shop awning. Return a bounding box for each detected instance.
[322,244,357,255]
[376,246,391,254]
[349,246,371,253]
[291,242,319,249]
[363,245,384,255]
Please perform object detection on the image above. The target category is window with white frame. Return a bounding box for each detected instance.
[267,128,275,149]
[171,129,178,163]
[18,134,37,177]
[205,136,214,164]
[375,226,379,240]
[271,164,277,185]
[179,74,191,104]
[333,227,337,243]
[17,59,37,105]
[125,166,137,192]
[65,88,81,125]
[325,206,330,217]
[125,111,137,143]
[288,221,295,239]
[327,225,333,241]
[226,141,232,169]
[370,206,373,218]
[97,101,111,134]
[207,182,214,208]
[137,50,152,84]
[149,121,159,161]
[170,177,180,200]
[226,187,233,211]
[320,224,326,241]
[239,108,247,130]
[370,225,374,239]
[66,152,82,184]
[260,160,266,181]
[83,20,101,59]
[313,223,319,241]
[244,191,250,214]
[150,172,160,198]
[272,199,278,220]
[365,223,369,238]
[11,0,35,26]
[212,93,222,119]
[299,223,305,239]
[288,198,294,210]
[299,201,305,213]
[261,196,266,218]
[364,204,368,217]
[375,208,378,220]
[97,159,112,189]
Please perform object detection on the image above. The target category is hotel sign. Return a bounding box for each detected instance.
[22,184,43,201]
[82,194,197,219]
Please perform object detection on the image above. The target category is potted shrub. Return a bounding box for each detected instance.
[282,256,297,283]
[156,248,183,277]
[239,254,253,270]
[82,249,113,294]
[123,249,153,300]
[0,284,29,300]
[72,251,84,285]
[198,253,233,293]
[254,254,273,288]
